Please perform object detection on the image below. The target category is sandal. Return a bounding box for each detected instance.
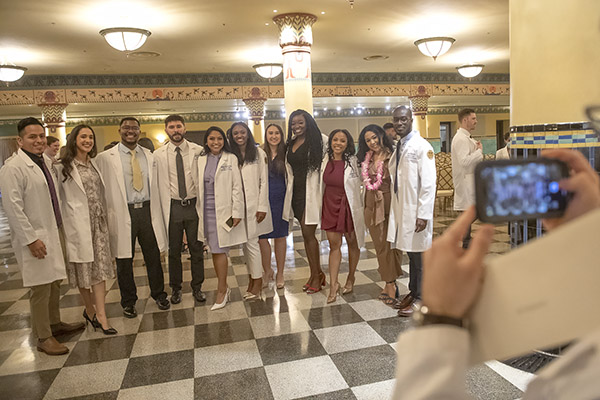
[305,285,321,294]
[380,294,397,307]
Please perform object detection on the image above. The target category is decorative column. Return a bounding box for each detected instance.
[243,87,267,144]
[409,93,430,137]
[37,91,68,144]
[273,13,317,121]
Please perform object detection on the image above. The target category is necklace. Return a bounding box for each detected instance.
[362,151,384,191]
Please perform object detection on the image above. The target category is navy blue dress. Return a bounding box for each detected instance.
[259,164,289,239]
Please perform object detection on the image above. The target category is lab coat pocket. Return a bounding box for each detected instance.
[21,229,49,263]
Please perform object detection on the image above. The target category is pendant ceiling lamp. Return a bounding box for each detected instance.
[414,37,456,60]
[0,64,27,82]
[456,64,485,78]
[253,63,283,79]
[100,27,152,52]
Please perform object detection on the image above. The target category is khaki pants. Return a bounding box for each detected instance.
[29,227,67,340]
[367,218,404,283]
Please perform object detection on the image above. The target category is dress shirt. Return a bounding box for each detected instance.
[167,140,196,200]
[118,143,150,204]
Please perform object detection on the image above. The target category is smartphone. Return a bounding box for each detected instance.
[474,158,570,223]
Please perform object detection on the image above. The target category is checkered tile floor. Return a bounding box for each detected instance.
[0,202,527,400]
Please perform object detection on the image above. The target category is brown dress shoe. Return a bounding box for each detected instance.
[37,337,69,355]
[394,293,415,310]
[51,321,85,336]
[397,303,415,318]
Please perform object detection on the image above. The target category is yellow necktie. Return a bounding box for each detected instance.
[131,150,143,192]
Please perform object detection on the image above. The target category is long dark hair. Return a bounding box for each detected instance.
[262,123,286,175]
[200,126,232,156]
[327,129,355,167]
[61,124,97,182]
[227,121,257,166]
[357,124,394,163]
[286,109,323,172]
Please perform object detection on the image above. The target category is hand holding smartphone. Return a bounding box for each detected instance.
[474,158,570,223]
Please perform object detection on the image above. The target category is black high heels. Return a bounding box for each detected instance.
[92,315,118,335]
[83,310,100,329]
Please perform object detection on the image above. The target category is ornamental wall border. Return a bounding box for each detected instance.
[0,84,509,106]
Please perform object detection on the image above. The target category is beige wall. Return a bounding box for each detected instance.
[426,113,509,138]
[510,0,600,125]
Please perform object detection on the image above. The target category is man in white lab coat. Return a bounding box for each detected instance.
[0,117,84,355]
[451,108,483,248]
[154,115,206,304]
[387,106,437,317]
[95,117,169,318]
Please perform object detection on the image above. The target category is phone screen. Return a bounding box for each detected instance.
[475,158,569,223]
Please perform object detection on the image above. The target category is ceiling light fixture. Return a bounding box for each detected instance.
[100,27,152,52]
[0,64,27,82]
[456,64,485,78]
[414,37,456,60]
[252,63,283,79]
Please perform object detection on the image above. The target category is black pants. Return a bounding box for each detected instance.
[116,204,167,308]
[407,252,422,300]
[168,200,204,292]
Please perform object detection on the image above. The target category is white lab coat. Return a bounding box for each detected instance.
[154,140,202,230]
[95,145,167,258]
[239,147,273,239]
[496,146,510,160]
[55,159,109,263]
[387,131,437,253]
[319,155,366,248]
[451,127,483,211]
[283,134,328,226]
[0,150,67,287]
[195,151,247,248]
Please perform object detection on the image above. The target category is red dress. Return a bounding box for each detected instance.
[321,159,354,233]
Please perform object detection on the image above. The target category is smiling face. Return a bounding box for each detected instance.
[45,140,60,157]
[76,128,94,157]
[266,125,282,147]
[393,107,413,139]
[231,124,249,148]
[331,131,348,159]
[291,114,307,137]
[364,131,381,153]
[165,119,186,144]
[119,119,141,147]
[18,124,46,155]
[206,130,224,155]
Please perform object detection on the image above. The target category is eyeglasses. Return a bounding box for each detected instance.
[585,106,600,135]
[121,126,140,132]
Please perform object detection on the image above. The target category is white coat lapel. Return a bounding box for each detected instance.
[18,150,46,182]
[70,161,86,194]
[109,147,128,202]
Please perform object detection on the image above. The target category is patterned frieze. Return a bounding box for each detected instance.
[431,84,509,96]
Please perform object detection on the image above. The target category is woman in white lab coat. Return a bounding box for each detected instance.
[57,124,116,335]
[283,109,327,294]
[258,124,289,290]
[227,122,273,299]
[196,126,246,310]
[320,129,365,303]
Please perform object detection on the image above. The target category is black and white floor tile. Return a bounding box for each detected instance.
[0,203,533,399]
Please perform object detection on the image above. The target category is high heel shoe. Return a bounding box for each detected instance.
[276,274,285,290]
[83,310,100,329]
[306,273,327,294]
[243,288,262,301]
[92,315,117,335]
[211,288,231,311]
[342,276,355,295]
[327,282,341,304]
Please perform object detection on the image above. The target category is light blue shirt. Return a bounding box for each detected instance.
[118,143,150,204]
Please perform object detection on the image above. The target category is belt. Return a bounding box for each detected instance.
[128,200,150,209]
[171,198,196,207]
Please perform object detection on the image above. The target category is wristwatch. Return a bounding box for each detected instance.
[411,302,466,329]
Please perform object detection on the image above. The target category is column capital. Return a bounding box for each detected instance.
[409,95,430,120]
[38,103,68,133]
[273,13,317,48]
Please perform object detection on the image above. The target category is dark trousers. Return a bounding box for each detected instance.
[168,200,204,292]
[407,252,422,300]
[116,204,167,308]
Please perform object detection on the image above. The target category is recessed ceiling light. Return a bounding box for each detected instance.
[273,9,277,12]
[363,55,389,61]
[265,23,269,26]
[321,11,325,14]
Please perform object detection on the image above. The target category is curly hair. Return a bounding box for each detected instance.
[262,123,286,176]
[326,129,355,167]
[356,124,394,163]
[286,109,323,172]
[200,126,232,156]
[227,121,258,166]
[60,124,98,181]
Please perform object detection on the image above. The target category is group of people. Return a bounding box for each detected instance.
[1,105,483,356]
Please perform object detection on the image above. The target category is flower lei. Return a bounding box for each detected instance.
[362,151,384,191]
